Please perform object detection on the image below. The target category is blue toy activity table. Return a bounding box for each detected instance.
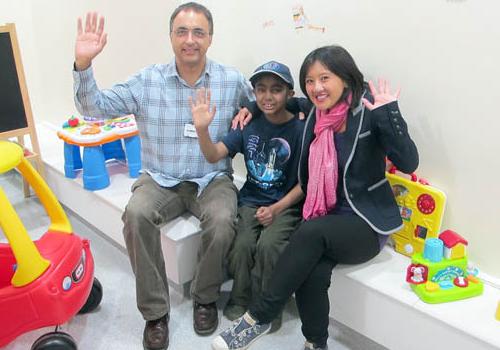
[58,115,141,191]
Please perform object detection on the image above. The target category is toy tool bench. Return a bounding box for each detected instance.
[57,115,141,191]
[386,167,446,256]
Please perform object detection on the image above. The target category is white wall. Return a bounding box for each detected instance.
[2,0,499,280]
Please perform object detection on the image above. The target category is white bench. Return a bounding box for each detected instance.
[159,176,244,285]
[329,245,500,349]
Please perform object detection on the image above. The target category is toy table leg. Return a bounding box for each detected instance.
[63,143,82,179]
[82,146,110,191]
[102,139,126,161]
[124,135,141,178]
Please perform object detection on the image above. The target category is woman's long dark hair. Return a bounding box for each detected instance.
[299,45,364,109]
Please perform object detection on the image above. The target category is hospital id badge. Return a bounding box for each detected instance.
[184,123,198,138]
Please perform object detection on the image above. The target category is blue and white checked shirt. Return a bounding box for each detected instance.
[73,59,254,193]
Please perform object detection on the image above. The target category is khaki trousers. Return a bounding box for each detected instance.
[122,173,238,320]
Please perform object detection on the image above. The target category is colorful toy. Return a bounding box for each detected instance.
[58,115,138,145]
[0,140,103,349]
[406,230,483,303]
[57,114,141,191]
[386,167,446,256]
[67,115,80,128]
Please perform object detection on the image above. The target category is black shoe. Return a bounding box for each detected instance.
[143,314,169,350]
[193,301,219,335]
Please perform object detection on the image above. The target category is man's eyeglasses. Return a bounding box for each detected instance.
[172,27,210,39]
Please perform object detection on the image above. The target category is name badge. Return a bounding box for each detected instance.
[184,123,198,138]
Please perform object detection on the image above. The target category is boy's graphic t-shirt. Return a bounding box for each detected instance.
[222,112,305,207]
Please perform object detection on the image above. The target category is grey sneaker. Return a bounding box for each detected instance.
[304,340,328,350]
[211,312,271,350]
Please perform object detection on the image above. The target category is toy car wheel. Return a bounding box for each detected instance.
[78,277,103,314]
[31,331,77,350]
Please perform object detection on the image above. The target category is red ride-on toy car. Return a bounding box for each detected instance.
[0,141,103,349]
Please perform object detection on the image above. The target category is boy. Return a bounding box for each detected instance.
[190,61,305,325]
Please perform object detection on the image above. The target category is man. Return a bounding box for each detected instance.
[73,3,253,350]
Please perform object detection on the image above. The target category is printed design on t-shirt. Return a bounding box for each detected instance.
[246,134,291,190]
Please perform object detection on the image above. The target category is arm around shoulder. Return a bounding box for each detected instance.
[286,97,314,117]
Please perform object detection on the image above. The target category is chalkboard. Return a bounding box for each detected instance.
[0,23,43,196]
[0,30,28,133]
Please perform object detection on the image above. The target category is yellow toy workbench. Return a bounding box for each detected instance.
[386,168,446,256]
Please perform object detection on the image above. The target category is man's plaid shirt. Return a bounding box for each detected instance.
[73,59,253,193]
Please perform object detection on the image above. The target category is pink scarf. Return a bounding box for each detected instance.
[303,93,352,220]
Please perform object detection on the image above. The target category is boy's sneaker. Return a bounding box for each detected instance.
[223,302,247,321]
[211,312,271,350]
[304,340,328,350]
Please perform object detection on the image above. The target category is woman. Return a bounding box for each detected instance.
[212,45,419,350]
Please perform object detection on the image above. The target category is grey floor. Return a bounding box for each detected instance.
[0,171,386,350]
